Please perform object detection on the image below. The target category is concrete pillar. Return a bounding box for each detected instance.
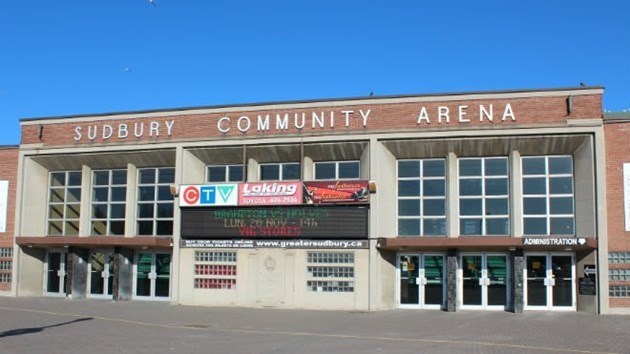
[114,247,134,301]
[71,248,89,299]
[125,164,138,237]
[509,150,522,237]
[65,248,73,296]
[446,153,458,238]
[512,249,524,313]
[79,165,92,236]
[446,248,458,312]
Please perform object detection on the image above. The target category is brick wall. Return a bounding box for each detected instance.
[21,93,603,147]
[0,147,18,291]
[604,121,630,308]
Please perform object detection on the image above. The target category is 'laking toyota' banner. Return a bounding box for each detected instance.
[239,182,302,206]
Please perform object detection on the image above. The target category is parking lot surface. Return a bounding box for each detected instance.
[0,297,629,354]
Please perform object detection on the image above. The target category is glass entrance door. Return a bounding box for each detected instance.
[88,251,114,299]
[45,251,68,296]
[135,252,171,300]
[525,254,575,310]
[461,254,509,310]
[398,254,444,309]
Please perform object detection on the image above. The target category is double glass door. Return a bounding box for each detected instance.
[460,254,509,310]
[88,251,114,299]
[398,254,445,309]
[45,251,69,296]
[525,254,575,310]
[135,252,171,300]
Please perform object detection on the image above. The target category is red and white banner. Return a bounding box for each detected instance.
[303,180,370,204]
[238,182,303,206]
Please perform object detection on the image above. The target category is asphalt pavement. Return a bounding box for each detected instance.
[0,297,629,354]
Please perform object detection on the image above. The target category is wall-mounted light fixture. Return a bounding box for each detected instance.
[169,185,179,197]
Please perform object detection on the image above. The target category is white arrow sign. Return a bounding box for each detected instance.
[584,266,596,277]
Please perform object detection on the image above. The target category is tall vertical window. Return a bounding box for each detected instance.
[48,171,82,236]
[522,156,574,235]
[397,159,446,236]
[137,167,174,236]
[459,157,509,236]
[91,169,127,236]
[314,161,360,180]
[207,164,244,183]
[259,162,300,181]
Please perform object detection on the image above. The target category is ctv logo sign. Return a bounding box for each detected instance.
[179,184,238,207]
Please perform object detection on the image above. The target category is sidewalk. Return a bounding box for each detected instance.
[0,297,628,354]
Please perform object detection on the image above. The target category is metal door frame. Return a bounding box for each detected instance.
[396,252,446,310]
[524,253,576,311]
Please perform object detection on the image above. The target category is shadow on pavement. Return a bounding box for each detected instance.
[0,317,93,338]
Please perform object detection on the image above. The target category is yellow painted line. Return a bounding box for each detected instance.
[0,305,618,354]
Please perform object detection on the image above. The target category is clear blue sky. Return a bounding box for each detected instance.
[0,1,628,145]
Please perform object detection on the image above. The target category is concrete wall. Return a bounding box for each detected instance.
[17,247,44,296]
[179,248,369,310]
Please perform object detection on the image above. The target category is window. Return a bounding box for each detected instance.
[260,162,300,181]
[194,251,237,289]
[91,170,127,235]
[207,164,244,183]
[137,167,175,236]
[306,252,354,292]
[610,269,630,281]
[459,157,509,235]
[609,252,630,264]
[48,171,82,236]
[0,273,10,283]
[522,156,574,235]
[314,161,360,180]
[0,248,11,283]
[397,159,446,236]
[610,285,630,297]
[0,260,10,270]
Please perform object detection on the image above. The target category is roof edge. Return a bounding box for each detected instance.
[20,85,604,123]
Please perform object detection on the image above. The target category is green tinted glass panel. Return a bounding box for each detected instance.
[137,253,152,275]
[487,256,507,279]
[424,256,444,280]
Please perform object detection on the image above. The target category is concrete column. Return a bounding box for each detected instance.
[171,145,185,304]
[125,164,138,237]
[71,248,89,299]
[512,249,524,313]
[114,247,133,301]
[509,150,522,237]
[79,165,92,236]
[593,126,609,314]
[446,248,458,312]
[446,152,458,238]
[248,158,259,182]
[302,156,314,181]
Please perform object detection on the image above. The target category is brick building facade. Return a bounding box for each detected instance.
[1,86,629,314]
